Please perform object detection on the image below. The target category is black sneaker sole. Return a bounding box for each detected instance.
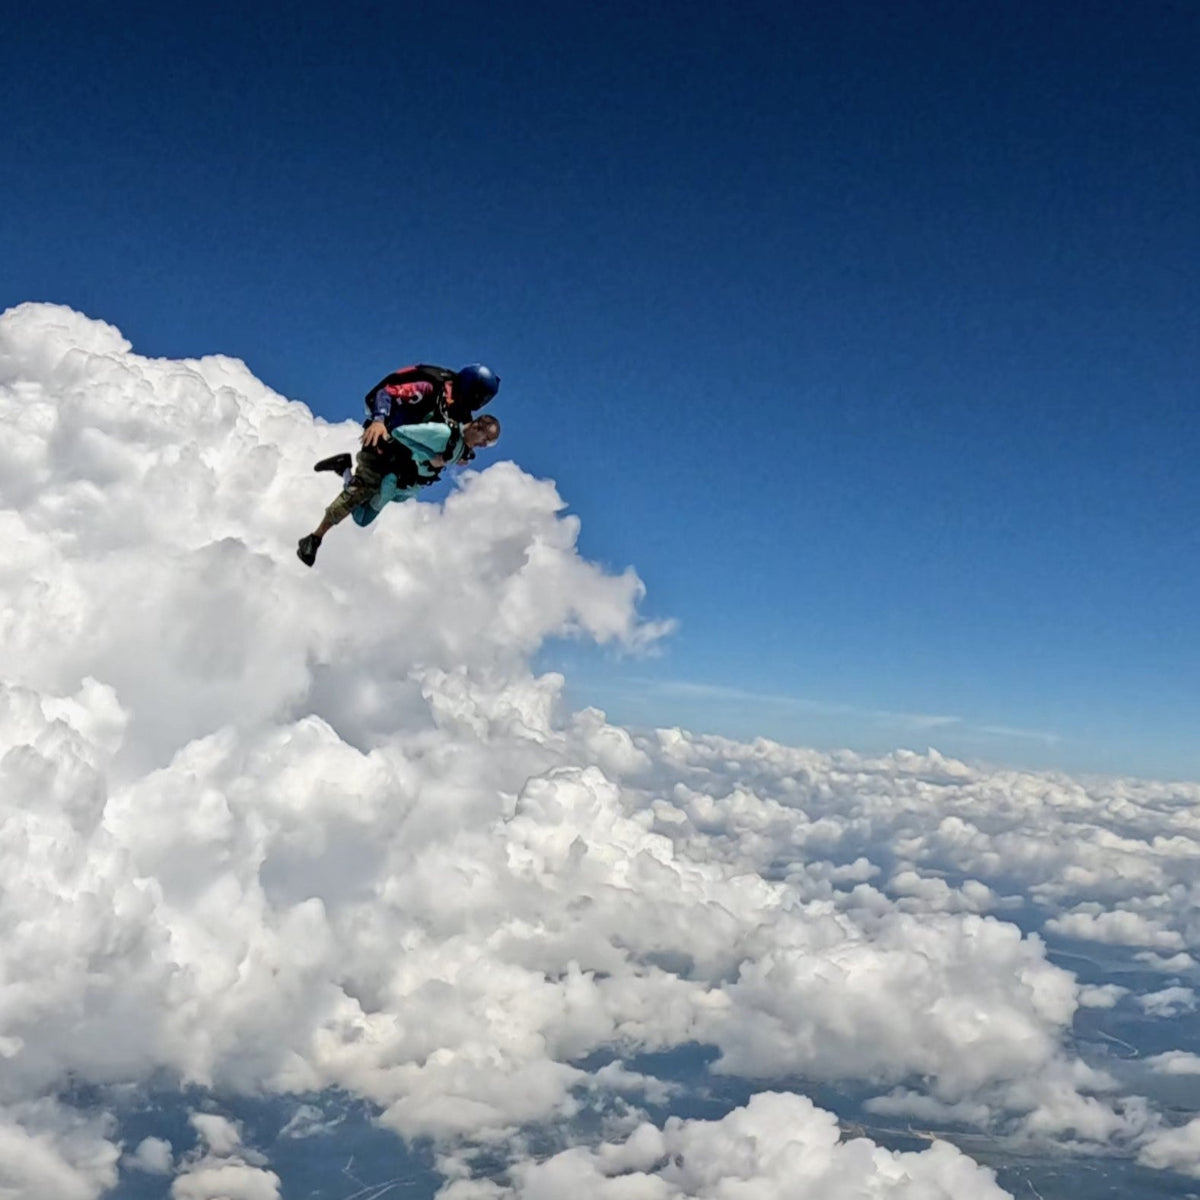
[314,453,352,475]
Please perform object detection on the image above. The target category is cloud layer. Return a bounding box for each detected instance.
[1,304,1197,1197]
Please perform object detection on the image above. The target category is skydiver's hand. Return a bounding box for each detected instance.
[362,420,388,448]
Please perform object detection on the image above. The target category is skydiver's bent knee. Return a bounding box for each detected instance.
[323,447,388,527]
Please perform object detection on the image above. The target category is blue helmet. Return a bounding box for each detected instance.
[455,363,501,410]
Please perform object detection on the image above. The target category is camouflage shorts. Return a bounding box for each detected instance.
[323,444,392,526]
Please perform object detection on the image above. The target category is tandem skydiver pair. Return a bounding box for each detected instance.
[298,362,500,567]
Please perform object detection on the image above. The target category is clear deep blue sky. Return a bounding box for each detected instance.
[4,1,1198,778]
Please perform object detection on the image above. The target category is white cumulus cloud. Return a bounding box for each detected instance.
[439,1092,1014,1199]
[1138,1117,1200,1177]
[127,1136,174,1173]
[1137,987,1197,1019]
[1146,1051,1200,1075]
[0,1101,119,1200]
[169,1112,279,1200]
[1,303,1198,1197]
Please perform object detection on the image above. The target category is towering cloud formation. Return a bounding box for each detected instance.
[0,304,1197,1197]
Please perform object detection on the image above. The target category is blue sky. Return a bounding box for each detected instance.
[4,1,1197,778]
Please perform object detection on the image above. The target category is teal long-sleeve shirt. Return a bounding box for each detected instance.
[353,422,466,526]
[389,421,464,479]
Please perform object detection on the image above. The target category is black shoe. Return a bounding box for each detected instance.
[297,534,322,567]
[314,453,352,475]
